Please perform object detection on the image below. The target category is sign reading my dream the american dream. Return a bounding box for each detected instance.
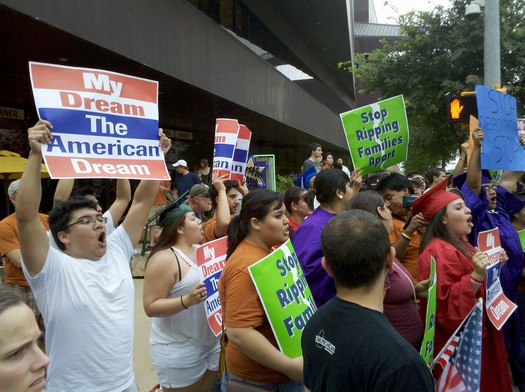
[196,237,228,337]
[340,95,409,176]
[29,62,170,180]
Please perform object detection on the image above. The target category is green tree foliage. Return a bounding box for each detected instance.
[341,0,525,172]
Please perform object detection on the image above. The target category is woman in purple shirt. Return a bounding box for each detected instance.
[292,169,361,308]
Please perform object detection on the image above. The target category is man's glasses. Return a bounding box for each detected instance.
[62,215,107,230]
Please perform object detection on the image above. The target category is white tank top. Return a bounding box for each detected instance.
[150,247,217,347]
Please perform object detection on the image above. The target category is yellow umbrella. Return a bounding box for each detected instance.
[0,150,49,215]
[0,150,49,180]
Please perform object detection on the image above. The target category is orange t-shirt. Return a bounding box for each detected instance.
[219,241,290,384]
[202,217,217,244]
[0,213,49,286]
[389,216,421,283]
[153,180,171,206]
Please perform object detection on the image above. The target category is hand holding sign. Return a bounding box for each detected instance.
[500,248,509,265]
[472,127,484,147]
[158,128,172,155]
[184,282,207,307]
[350,168,364,193]
[28,120,53,153]
[471,249,489,282]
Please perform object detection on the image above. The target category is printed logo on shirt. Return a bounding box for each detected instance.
[315,330,335,355]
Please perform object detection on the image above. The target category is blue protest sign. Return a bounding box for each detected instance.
[476,85,525,170]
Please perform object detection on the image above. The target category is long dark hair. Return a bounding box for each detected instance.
[419,207,473,258]
[146,212,188,263]
[314,169,349,207]
[226,188,283,259]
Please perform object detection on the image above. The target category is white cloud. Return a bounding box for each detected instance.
[373,0,451,24]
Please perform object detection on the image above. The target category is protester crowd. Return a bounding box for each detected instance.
[2,123,525,392]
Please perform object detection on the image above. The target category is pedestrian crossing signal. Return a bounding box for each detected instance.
[447,95,477,123]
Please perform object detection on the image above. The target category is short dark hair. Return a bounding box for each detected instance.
[71,185,96,199]
[308,142,322,153]
[323,152,333,161]
[426,167,445,184]
[48,198,98,251]
[314,169,349,205]
[376,173,414,195]
[406,171,425,179]
[284,186,307,214]
[210,180,239,208]
[321,210,390,289]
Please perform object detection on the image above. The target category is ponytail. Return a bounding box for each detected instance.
[226,188,283,259]
[226,215,248,259]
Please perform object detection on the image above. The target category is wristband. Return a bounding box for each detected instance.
[401,232,412,241]
[180,295,188,309]
[470,275,484,284]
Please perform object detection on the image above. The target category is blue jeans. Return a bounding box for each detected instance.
[220,372,303,392]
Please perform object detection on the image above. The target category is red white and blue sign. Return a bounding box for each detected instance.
[196,236,228,336]
[29,62,169,180]
[230,124,252,183]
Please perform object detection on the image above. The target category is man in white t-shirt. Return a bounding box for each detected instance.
[48,180,131,249]
[17,120,171,392]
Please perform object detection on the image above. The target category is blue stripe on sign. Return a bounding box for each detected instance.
[38,108,159,140]
[233,149,247,162]
[214,143,235,159]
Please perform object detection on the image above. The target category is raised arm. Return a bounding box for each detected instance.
[53,179,74,209]
[500,171,523,193]
[212,176,231,238]
[16,120,53,276]
[452,140,469,179]
[466,128,484,196]
[107,179,131,226]
[122,129,171,247]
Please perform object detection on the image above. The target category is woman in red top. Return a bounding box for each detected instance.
[348,190,426,349]
[284,186,312,240]
[219,189,303,391]
[414,180,512,392]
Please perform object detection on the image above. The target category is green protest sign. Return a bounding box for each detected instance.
[489,169,502,184]
[518,229,525,252]
[420,256,437,366]
[248,239,317,358]
[340,95,409,175]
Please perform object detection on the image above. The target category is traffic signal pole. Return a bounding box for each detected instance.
[484,0,501,88]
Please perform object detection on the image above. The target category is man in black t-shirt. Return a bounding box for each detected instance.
[301,210,434,392]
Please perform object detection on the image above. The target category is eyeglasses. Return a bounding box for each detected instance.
[482,184,499,192]
[198,194,210,198]
[62,215,107,230]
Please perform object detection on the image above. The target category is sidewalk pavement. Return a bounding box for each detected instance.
[133,278,158,391]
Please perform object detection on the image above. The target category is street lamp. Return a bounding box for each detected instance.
[465,0,501,88]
